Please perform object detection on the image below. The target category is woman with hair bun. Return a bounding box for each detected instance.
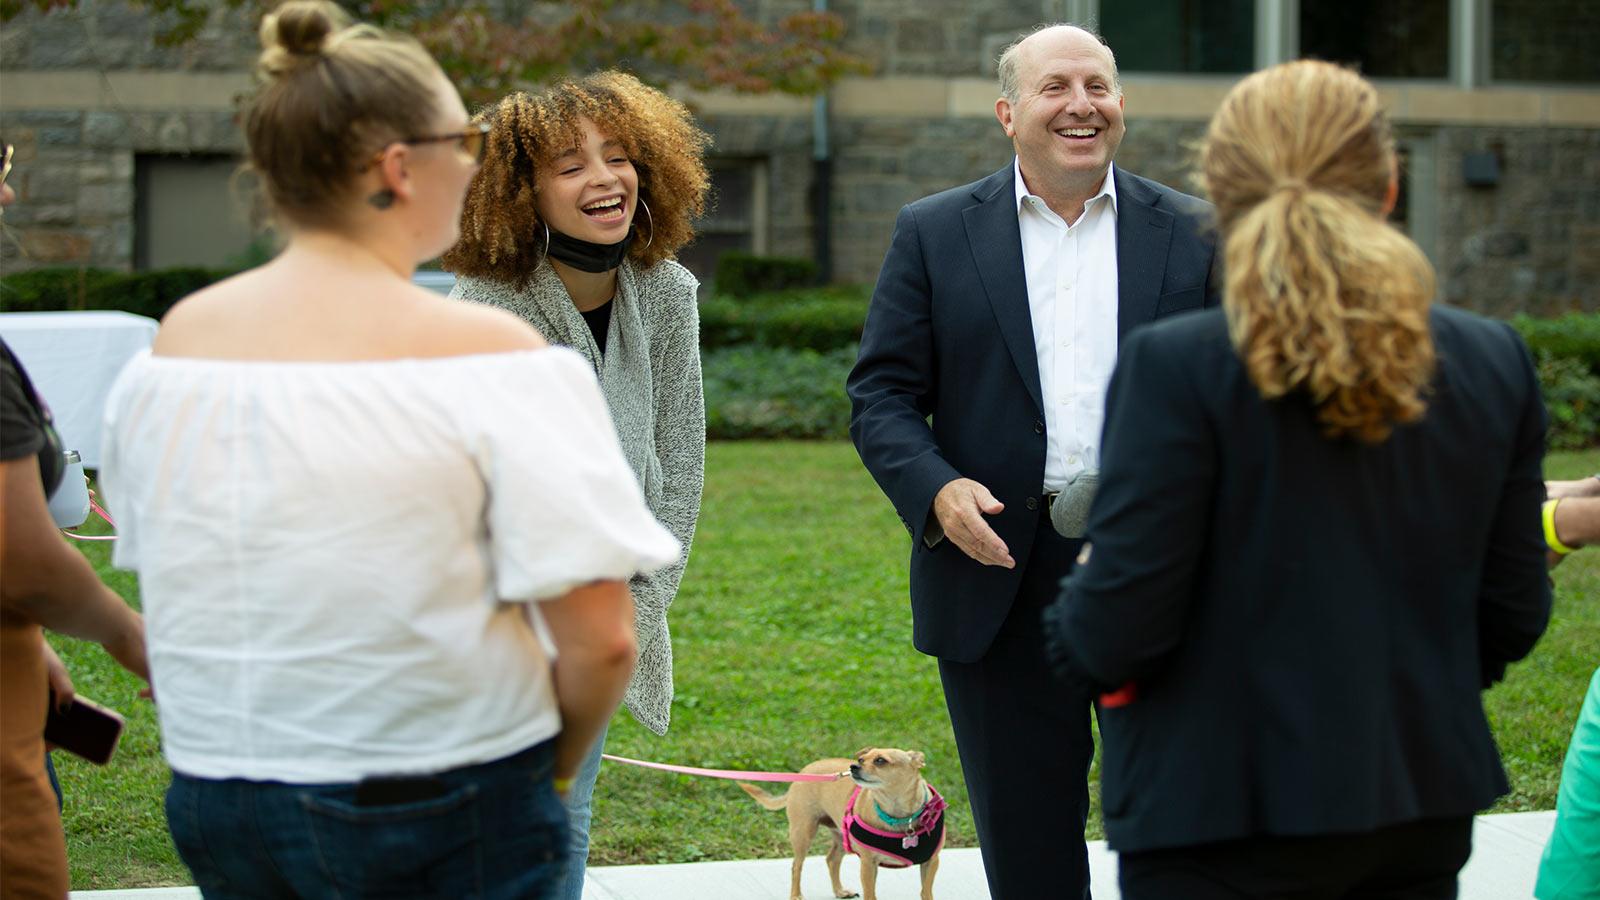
[443,72,710,899]
[99,3,679,896]
[1044,59,1551,898]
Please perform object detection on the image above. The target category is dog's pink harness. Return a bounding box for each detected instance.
[841,784,947,868]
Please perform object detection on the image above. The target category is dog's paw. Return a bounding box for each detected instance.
[833,890,859,899]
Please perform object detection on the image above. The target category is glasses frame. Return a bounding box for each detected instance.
[362,122,491,171]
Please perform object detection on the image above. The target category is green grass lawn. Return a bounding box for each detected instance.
[52,443,1600,889]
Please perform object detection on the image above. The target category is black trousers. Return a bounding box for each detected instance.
[1118,816,1475,900]
[938,513,1094,900]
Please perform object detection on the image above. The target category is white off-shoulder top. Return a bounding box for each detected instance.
[100,348,679,783]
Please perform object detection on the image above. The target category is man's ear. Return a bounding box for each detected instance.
[995,97,1016,138]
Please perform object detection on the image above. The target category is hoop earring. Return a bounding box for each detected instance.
[636,198,654,251]
[540,222,550,261]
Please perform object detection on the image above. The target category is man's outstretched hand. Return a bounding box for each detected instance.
[933,478,1015,568]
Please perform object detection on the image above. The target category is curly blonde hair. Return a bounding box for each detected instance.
[1201,60,1436,444]
[443,71,711,285]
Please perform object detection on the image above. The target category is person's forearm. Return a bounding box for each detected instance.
[540,580,638,780]
[1548,476,1600,500]
[1,459,144,652]
[551,640,636,779]
[1555,496,1600,549]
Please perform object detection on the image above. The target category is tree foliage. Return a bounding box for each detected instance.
[1,0,870,104]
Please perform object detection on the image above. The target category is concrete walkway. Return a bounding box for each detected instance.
[73,810,1557,900]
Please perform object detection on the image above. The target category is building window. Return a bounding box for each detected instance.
[678,158,767,285]
[1299,0,1450,79]
[1491,0,1600,83]
[134,154,263,270]
[1100,0,1255,74]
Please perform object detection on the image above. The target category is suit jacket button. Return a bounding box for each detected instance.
[1033,419,1044,434]
[1025,496,1039,511]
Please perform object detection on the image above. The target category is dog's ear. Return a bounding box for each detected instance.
[910,751,925,769]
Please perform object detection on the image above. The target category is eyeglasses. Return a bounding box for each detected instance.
[363,122,491,170]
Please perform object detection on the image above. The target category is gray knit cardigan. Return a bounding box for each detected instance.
[450,258,705,736]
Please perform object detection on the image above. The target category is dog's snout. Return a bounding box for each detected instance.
[849,763,863,775]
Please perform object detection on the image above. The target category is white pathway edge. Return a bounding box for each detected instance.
[72,810,1557,900]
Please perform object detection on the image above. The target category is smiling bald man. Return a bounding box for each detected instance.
[847,24,1222,899]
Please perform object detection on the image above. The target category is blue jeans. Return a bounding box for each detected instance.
[166,740,568,899]
[558,725,608,900]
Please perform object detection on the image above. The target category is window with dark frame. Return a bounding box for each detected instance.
[1299,0,1450,79]
[1490,0,1600,84]
[1100,0,1255,75]
[677,158,763,286]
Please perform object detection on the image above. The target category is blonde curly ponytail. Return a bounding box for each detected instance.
[1203,60,1436,443]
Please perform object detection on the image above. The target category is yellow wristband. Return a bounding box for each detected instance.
[553,775,575,793]
[1544,499,1577,555]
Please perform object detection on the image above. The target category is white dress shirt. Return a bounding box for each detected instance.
[1014,158,1119,492]
[101,347,680,783]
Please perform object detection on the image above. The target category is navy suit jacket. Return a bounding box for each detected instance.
[1044,305,1551,851]
[847,163,1221,662]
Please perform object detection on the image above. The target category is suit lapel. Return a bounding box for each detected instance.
[1115,168,1175,340]
[963,167,1044,415]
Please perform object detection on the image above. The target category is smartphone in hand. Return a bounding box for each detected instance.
[44,693,125,765]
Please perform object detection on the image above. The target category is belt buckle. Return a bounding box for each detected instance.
[1043,491,1061,512]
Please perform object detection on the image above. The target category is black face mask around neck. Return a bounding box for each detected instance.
[544,226,633,274]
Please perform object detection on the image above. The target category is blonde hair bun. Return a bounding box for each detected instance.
[258,0,350,77]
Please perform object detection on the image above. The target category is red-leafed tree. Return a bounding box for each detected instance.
[0,0,869,103]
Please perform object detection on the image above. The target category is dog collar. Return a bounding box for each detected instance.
[874,787,930,827]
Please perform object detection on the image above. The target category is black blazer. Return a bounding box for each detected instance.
[1045,305,1552,853]
[847,163,1220,662]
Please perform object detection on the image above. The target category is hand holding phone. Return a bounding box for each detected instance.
[44,693,125,765]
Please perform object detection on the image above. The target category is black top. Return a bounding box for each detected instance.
[0,338,64,497]
[580,299,613,357]
[1044,305,1551,853]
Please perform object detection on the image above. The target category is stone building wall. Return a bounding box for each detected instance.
[2,2,1598,315]
[1432,127,1600,316]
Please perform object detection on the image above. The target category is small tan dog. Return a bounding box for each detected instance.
[739,747,945,900]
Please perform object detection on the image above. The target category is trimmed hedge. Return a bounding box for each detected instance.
[704,344,855,439]
[0,266,229,320]
[1537,353,1600,451]
[698,285,869,353]
[1512,313,1600,376]
[714,252,818,298]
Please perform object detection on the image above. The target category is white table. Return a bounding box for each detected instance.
[1,311,159,468]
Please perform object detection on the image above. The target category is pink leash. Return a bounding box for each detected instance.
[601,753,845,783]
[62,490,118,542]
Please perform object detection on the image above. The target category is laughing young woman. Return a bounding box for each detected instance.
[442,71,711,899]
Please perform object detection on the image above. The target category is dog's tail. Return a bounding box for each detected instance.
[737,781,790,810]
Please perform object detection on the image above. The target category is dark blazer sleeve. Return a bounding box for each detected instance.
[1476,324,1553,687]
[847,203,963,545]
[1046,324,1217,689]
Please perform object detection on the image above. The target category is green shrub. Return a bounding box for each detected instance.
[0,266,229,319]
[714,252,818,298]
[87,268,227,320]
[703,344,856,439]
[1513,313,1600,375]
[0,267,122,312]
[699,286,869,352]
[1538,353,1600,450]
